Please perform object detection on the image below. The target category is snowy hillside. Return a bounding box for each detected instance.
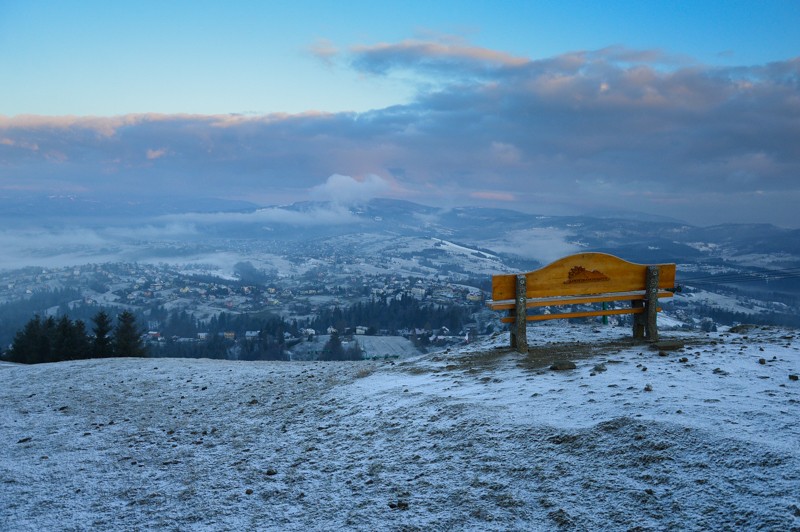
[2,323,798,530]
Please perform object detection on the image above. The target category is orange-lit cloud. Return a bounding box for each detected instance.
[350,38,528,73]
[470,191,515,202]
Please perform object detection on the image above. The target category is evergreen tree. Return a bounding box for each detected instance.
[69,320,91,360]
[201,332,229,360]
[92,311,114,358]
[8,314,92,364]
[320,331,345,361]
[345,339,364,361]
[53,316,92,361]
[164,309,198,338]
[259,317,288,361]
[8,315,44,363]
[53,315,72,361]
[112,311,147,357]
[38,316,57,363]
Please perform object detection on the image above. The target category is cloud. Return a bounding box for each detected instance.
[1,40,798,227]
[103,223,197,239]
[470,191,515,202]
[310,174,392,205]
[489,141,521,165]
[161,204,360,227]
[146,148,168,160]
[1,137,39,151]
[309,38,339,67]
[349,37,527,76]
[487,228,582,264]
[0,227,114,270]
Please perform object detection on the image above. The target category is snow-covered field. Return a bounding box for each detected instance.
[2,324,798,531]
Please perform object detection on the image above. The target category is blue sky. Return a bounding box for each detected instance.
[1,1,799,226]
[2,1,798,115]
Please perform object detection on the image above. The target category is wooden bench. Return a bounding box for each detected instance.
[487,253,677,352]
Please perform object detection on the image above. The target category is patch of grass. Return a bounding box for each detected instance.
[403,366,434,375]
[355,367,375,379]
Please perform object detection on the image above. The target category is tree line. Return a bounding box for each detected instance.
[308,295,470,335]
[1,295,473,363]
[319,331,363,361]
[149,311,298,361]
[4,310,146,364]
[0,287,83,347]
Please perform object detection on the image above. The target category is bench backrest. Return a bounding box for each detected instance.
[491,252,676,301]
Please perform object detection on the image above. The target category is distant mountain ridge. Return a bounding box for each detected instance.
[3,194,799,276]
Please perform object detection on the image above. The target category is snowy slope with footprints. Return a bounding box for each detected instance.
[2,323,798,530]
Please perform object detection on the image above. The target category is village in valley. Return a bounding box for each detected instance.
[2,202,800,362]
[0,252,487,360]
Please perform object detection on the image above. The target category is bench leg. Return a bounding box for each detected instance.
[645,266,660,342]
[513,274,528,353]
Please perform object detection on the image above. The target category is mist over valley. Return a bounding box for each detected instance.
[2,197,800,358]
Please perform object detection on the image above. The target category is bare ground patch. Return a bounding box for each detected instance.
[397,332,714,377]
[519,337,646,370]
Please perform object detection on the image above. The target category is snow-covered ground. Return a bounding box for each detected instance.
[2,323,798,531]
